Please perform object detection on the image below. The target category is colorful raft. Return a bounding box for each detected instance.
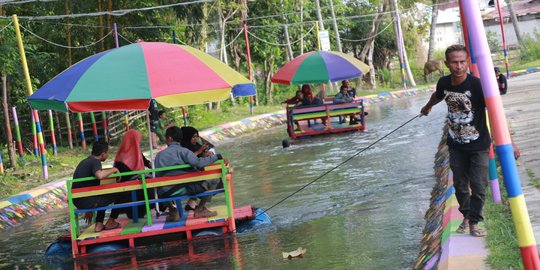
[286,99,366,139]
[62,161,262,258]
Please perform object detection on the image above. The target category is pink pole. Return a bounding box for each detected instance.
[462,1,540,268]
[495,0,510,78]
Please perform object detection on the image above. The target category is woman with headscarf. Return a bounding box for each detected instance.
[180,126,214,158]
[114,130,153,218]
[179,126,219,211]
[114,130,152,181]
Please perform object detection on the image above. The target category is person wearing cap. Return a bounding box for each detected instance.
[494,67,507,95]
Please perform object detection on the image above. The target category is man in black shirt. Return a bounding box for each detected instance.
[420,44,489,237]
[494,67,507,95]
[72,141,121,232]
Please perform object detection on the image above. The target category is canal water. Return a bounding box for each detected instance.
[0,93,447,269]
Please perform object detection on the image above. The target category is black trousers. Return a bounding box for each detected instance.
[73,194,122,223]
[449,148,489,225]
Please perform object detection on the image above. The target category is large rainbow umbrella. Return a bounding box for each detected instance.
[271,50,370,85]
[28,42,255,112]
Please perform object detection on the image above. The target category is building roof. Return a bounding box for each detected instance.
[483,0,540,20]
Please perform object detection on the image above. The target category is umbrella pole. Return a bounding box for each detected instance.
[146,111,160,215]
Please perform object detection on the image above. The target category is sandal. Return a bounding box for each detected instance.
[456,223,469,233]
[470,228,486,237]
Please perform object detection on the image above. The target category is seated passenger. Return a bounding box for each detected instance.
[180,126,219,211]
[113,130,153,219]
[155,126,228,219]
[180,126,214,158]
[301,84,314,100]
[334,87,358,125]
[72,141,122,232]
[283,90,303,105]
[333,87,354,104]
[340,79,356,98]
[298,94,326,126]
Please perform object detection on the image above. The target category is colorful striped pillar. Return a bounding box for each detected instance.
[11,107,24,158]
[462,1,540,268]
[101,112,108,142]
[30,111,39,157]
[460,1,501,203]
[90,112,99,142]
[77,113,86,149]
[495,0,510,78]
[65,112,73,149]
[33,110,48,179]
[124,111,130,131]
[0,151,4,173]
[48,110,57,155]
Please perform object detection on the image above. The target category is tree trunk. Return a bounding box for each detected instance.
[391,0,416,87]
[315,0,324,30]
[505,0,523,44]
[2,74,16,168]
[367,45,376,88]
[329,0,342,52]
[200,2,208,51]
[427,0,439,62]
[359,3,384,62]
[300,1,304,55]
[98,0,105,51]
[65,0,72,67]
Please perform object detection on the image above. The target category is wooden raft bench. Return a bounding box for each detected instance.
[67,161,251,257]
[286,100,366,139]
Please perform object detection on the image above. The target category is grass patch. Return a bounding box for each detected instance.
[526,168,540,189]
[484,184,523,269]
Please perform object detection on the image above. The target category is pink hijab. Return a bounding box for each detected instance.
[115,130,144,171]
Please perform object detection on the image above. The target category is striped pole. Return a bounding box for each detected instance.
[90,112,99,142]
[459,0,501,202]
[48,110,57,155]
[11,107,24,158]
[30,112,38,157]
[172,30,189,125]
[0,151,3,173]
[102,112,108,142]
[13,14,48,179]
[495,0,510,78]
[462,1,540,268]
[243,22,255,115]
[33,110,48,179]
[458,1,480,76]
[77,113,86,149]
[113,23,130,131]
[65,112,73,148]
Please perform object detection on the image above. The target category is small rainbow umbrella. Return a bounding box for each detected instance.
[271,50,370,85]
[28,42,255,112]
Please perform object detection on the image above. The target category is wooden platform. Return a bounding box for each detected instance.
[75,205,253,255]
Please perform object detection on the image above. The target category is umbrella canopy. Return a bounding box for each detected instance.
[271,50,370,85]
[28,42,255,112]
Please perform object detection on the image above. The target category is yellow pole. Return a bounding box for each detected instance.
[12,15,49,179]
[12,15,33,96]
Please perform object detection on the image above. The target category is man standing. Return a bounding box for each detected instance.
[420,44,490,237]
[495,67,507,95]
[72,141,121,232]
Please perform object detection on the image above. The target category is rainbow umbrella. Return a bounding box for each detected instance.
[271,50,370,85]
[28,42,255,112]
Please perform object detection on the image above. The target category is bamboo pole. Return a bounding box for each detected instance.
[12,14,48,178]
